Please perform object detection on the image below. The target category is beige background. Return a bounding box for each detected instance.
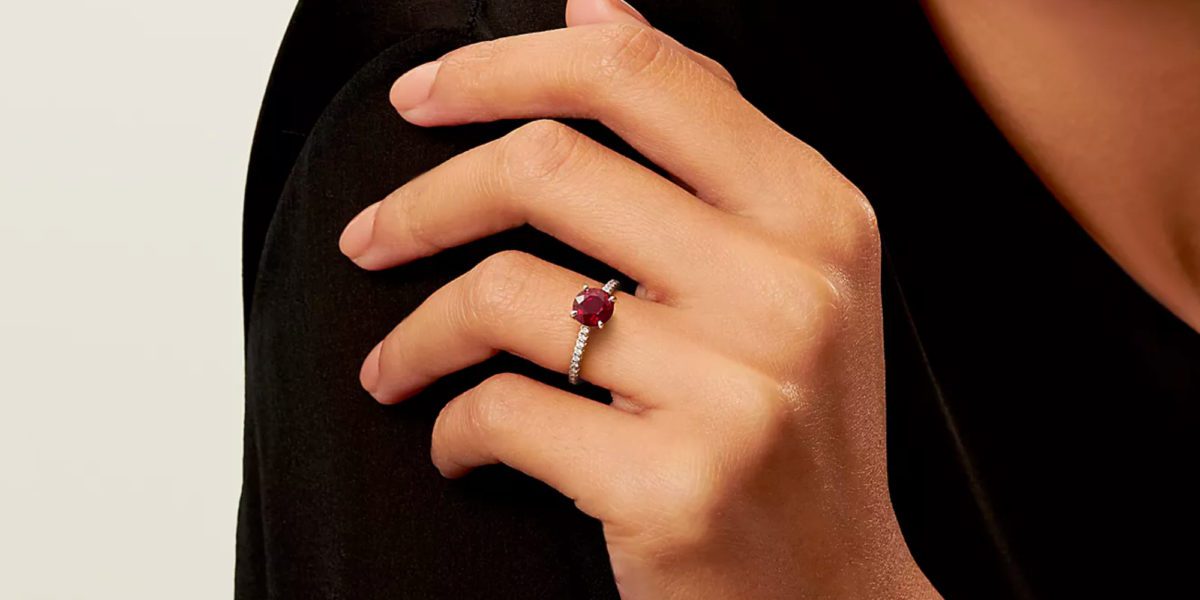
[0,1,296,597]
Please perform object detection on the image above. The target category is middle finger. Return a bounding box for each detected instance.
[340,119,729,301]
[389,23,816,213]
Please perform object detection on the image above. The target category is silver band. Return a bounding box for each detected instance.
[568,279,619,385]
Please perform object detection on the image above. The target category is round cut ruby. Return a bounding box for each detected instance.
[572,287,615,327]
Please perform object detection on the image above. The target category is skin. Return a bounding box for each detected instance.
[336,0,1199,597]
[922,0,1200,331]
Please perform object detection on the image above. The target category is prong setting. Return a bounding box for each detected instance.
[568,279,620,385]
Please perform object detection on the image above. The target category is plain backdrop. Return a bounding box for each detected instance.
[0,1,296,597]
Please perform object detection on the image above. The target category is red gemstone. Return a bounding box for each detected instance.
[572,287,615,327]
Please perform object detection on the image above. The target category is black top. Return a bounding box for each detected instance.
[238,1,1200,598]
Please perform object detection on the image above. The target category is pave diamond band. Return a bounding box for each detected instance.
[568,279,619,385]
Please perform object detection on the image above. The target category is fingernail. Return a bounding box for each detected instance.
[339,203,380,260]
[612,0,650,25]
[360,342,383,397]
[390,61,442,113]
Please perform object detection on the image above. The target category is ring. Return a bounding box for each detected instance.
[568,279,619,385]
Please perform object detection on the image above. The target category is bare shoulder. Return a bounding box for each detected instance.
[922,0,1200,330]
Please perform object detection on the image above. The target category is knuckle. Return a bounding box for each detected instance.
[393,192,441,255]
[777,143,882,265]
[688,51,736,88]
[731,387,810,473]
[498,120,584,186]
[376,332,407,380]
[800,272,846,339]
[638,387,803,558]
[431,395,462,446]
[711,64,736,87]
[758,256,845,332]
[442,39,501,88]
[464,375,524,433]
[475,372,528,398]
[728,377,796,439]
[634,386,807,557]
[467,38,502,62]
[591,24,669,83]
[464,251,536,327]
[830,190,882,262]
[688,371,799,465]
[762,261,846,353]
[850,192,880,236]
[712,59,736,82]
[639,453,723,554]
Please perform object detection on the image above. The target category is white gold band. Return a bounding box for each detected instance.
[568,279,619,385]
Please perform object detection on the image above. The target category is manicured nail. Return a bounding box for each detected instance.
[390,61,442,114]
[360,342,383,397]
[613,0,650,25]
[339,203,380,260]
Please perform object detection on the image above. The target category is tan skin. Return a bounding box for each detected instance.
[336,0,1200,597]
[924,0,1200,331]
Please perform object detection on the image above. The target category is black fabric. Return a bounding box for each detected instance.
[237,1,1200,598]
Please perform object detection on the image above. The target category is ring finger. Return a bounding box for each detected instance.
[360,250,696,406]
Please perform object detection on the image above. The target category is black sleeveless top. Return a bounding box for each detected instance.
[238,2,1200,598]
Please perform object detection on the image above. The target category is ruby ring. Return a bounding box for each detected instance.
[567,279,619,385]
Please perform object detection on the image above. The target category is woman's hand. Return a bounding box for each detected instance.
[338,0,938,597]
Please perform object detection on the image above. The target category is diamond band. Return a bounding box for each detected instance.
[568,279,619,385]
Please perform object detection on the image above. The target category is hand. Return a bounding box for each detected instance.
[338,0,939,597]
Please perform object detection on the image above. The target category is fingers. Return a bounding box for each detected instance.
[564,0,652,29]
[430,373,647,511]
[388,23,811,212]
[563,0,737,87]
[339,120,728,299]
[360,250,679,404]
